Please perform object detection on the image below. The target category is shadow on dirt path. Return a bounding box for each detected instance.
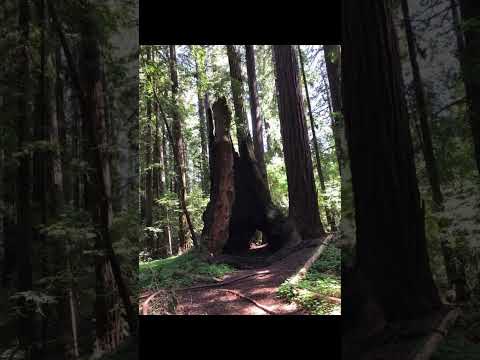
[143,235,337,315]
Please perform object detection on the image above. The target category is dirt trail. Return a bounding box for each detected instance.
[143,236,335,315]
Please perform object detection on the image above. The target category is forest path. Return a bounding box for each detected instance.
[144,235,334,315]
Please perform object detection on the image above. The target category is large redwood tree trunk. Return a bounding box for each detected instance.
[298,45,335,231]
[457,0,480,175]
[272,45,324,240]
[16,0,34,356]
[78,7,137,352]
[342,0,441,325]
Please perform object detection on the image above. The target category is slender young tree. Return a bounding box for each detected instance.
[400,0,444,208]
[323,44,355,248]
[144,49,153,235]
[272,45,324,240]
[192,45,210,194]
[342,0,441,323]
[245,45,268,186]
[401,0,469,300]
[168,45,197,250]
[401,0,465,298]
[298,45,335,231]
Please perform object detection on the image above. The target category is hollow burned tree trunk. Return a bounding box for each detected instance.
[202,98,301,257]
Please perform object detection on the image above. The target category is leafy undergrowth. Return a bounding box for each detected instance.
[423,177,480,294]
[277,245,341,315]
[139,250,235,291]
[432,308,480,360]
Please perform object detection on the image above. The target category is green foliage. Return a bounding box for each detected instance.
[266,155,289,208]
[277,246,341,315]
[139,250,234,290]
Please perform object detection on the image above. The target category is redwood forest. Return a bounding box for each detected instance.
[342,0,480,359]
[138,44,343,316]
[0,0,139,359]
[1,0,480,359]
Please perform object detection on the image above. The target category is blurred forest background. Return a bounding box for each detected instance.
[0,0,139,359]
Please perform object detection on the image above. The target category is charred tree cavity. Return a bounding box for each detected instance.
[202,98,301,257]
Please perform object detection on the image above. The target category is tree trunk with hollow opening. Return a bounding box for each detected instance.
[202,97,301,257]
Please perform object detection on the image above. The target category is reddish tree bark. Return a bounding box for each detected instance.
[298,45,336,231]
[342,0,441,326]
[273,45,324,239]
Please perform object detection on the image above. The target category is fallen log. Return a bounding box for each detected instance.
[287,234,334,286]
[413,307,461,360]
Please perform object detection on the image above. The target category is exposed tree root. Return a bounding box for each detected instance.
[215,289,278,315]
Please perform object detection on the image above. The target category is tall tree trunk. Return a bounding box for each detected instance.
[160,117,172,256]
[400,0,444,208]
[76,5,137,352]
[183,140,190,194]
[323,46,343,175]
[272,45,324,240]
[193,46,210,195]
[342,0,441,325]
[202,98,236,255]
[52,41,79,360]
[153,100,170,257]
[401,0,467,300]
[81,26,124,356]
[168,45,197,250]
[324,45,355,249]
[36,2,51,354]
[153,102,160,202]
[298,45,335,231]
[245,45,268,187]
[205,93,215,187]
[144,50,153,234]
[16,0,34,357]
[456,0,479,300]
[457,0,480,176]
[227,45,266,245]
[226,45,252,145]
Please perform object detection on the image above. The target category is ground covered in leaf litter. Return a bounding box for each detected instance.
[139,235,341,315]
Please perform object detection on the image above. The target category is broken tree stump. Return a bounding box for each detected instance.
[201,97,301,257]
